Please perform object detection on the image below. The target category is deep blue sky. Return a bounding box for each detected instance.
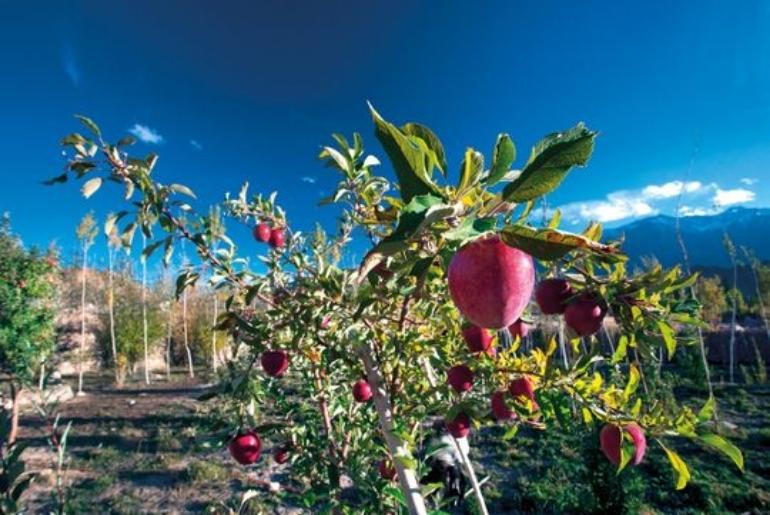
[1,1,769,269]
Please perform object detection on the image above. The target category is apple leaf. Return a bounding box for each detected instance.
[443,216,497,244]
[698,433,744,472]
[697,396,715,423]
[611,335,629,364]
[369,103,443,202]
[499,224,623,261]
[486,133,516,186]
[402,122,448,177]
[75,114,102,138]
[81,177,102,199]
[659,442,691,490]
[622,365,640,401]
[457,148,484,193]
[658,320,677,359]
[502,123,596,202]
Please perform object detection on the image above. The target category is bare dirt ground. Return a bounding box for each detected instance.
[17,372,283,514]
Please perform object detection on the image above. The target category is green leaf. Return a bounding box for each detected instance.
[623,365,640,401]
[81,177,102,199]
[141,239,165,262]
[611,335,628,364]
[502,123,596,202]
[369,103,442,202]
[74,114,102,138]
[499,224,623,261]
[658,320,677,359]
[443,216,497,244]
[659,442,691,490]
[699,433,744,471]
[43,173,68,185]
[697,396,715,423]
[457,148,484,193]
[486,133,516,186]
[402,122,448,176]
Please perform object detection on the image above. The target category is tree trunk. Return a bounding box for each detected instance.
[142,235,150,385]
[166,303,173,381]
[183,289,194,378]
[108,246,119,384]
[8,382,21,445]
[358,342,427,515]
[78,244,87,395]
[211,294,219,373]
[729,264,738,384]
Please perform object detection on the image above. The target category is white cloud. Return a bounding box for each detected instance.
[301,176,317,184]
[713,187,755,207]
[190,139,202,150]
[641,180,702,199]
[556,178,756,226]
[129,124,164,144]
[740,177,757,186]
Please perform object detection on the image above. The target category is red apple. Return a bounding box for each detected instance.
[228,430,261,465]
[509,376,538,411]
[269,227,286,248]
[378,459,397,481]
[253,223,271,243]
[447,364,474,393]
[446,412,471,438]
[462,325,493,353]
[564,294,606,336]
[273,446,290,464]
[535,278,572,315]
[448,235,535,329]
[353,379,373,402]
[600,423,647,466]
[508,319,530,339]
[491,391,516,421]
[261,350,290,377]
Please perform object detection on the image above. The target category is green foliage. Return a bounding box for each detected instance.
[0,411,34,514]
[0,216,57,385]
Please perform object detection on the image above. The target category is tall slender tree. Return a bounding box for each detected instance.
[105,218,120,383]
[75,212,97,395]
[724,233,739,384]
[141,233,150,384]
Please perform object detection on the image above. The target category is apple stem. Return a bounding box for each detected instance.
[450,436,489,515]
[358,341,428,515]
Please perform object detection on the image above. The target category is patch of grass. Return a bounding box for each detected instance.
[185,459,230,483]
[156,426,183,452]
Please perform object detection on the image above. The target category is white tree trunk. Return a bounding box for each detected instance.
[142,235,150,385]
[183,289,194,378]
[358,343,427,515]
[108,246,119,383]
[211,294,219,373]
[78,244,87,395]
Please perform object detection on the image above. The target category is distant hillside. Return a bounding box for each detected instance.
[605,207,770,269]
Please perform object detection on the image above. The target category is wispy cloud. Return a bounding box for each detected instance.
[61,43,79,87]
[301,176,317,184]
[556,180,755,225]
[190,139,202,150]
[740,177,757,186]
[129,124,164,144]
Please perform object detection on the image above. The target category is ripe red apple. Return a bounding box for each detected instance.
[535,278,572,315]
[564,293,606,336]
[508,319,530,339]
[273,446,290,464]
[228,430,261,465]
[378,459,397,481]
[447,364,474,393]
[508,376,538,411]
[269,227,286,248]
[600,423,647,466]
[446,412,471,438]
[253,222,271,243]
[462,325,493,353]
[448,235,535,329]
[261,350,290,377]
[352,379,373,402]
[491,391,516,421]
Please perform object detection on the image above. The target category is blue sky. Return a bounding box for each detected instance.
[1,1,768,269]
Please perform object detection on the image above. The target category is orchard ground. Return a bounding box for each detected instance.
[14,355,770,514]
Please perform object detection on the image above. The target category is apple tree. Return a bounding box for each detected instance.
[50,110,743,513]
[0,215,58,445]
